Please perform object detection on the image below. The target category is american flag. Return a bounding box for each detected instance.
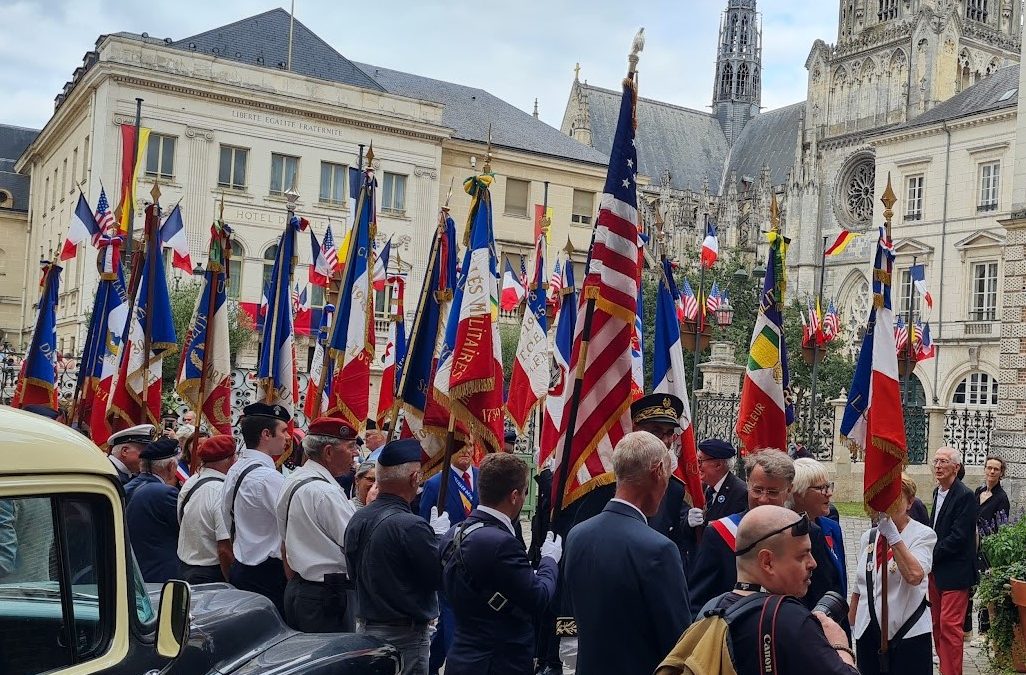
[808,300,821,340]
[680,278,699,321]
[823,300,840,339]
[519,255,528,289]
[548,258,563,312]
[94,188,115,240]
[322,224,340,276]
[894,316,908,350]
[706,281,721,314]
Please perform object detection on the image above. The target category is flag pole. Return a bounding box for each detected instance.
[807,235,828,452]
[68,244,112,428]
[690,213,708,422]
[263,183,297,405]
[124,98,143,260]
[140,183,160,425]
[879,174,898,669]
[901,255,918,405]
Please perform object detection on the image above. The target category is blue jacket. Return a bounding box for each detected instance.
[817,515,847,596]
[419,467,479,526]
[440,508,558,675]
[125,476,180,583]
[564,500,691,675]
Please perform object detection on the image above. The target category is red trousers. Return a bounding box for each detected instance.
[929,575,969,675]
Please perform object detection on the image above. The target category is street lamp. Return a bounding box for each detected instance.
[715,296,734,327]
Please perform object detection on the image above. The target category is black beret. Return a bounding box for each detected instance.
[630,393,684,428]
[242,402,291,424]
[365,419,378,431]
[140,437,180,461]
[504,430,518,444]
[378,438,423,467]
[22,404,59,419]
[698,438,736,459]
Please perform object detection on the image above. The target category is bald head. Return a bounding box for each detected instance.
[735,505,816,598]
[736,505,797,561]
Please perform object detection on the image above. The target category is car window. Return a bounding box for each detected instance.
[129,549,155,625]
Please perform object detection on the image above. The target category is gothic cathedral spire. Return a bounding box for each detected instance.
[712,0,762,145]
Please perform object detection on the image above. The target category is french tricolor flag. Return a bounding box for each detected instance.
[500,258,526,311]
[160,205,193,275]
[373,237,392,291]
[701,220,719,268]
[310,230,330,288]
[59,193,100,261]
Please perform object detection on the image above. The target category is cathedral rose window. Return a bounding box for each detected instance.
[835,154,876,229]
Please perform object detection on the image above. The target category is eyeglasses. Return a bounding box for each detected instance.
[809,482,835,495]
[749,487,785,499]
[697,457,721,466]
[932,459,953,467]
[735,512,811,557]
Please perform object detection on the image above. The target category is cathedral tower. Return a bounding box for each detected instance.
[712,0,762,145]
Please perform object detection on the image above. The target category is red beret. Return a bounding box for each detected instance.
[309,417,358,441]
[197,435,236,463]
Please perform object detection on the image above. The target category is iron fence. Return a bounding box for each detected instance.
[693,393,743,450]
[943,408,995,466]
[904,405,929,465]
[790,394,835,461]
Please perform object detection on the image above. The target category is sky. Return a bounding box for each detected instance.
[0,0,838,132]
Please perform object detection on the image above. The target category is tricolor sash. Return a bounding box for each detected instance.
[453,471,474,516]
[709,512,744,551]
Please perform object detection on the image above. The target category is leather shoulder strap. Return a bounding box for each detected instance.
[228,463,263,541]
[178,476,224,523]
[282,476,330,542]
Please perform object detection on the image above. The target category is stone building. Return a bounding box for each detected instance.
[0,125,36,348]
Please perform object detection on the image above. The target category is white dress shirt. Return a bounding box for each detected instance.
[221,449,285,565]
[451,465,474,491]
[610,497,647,520]
[109,455,132,477]
[933,487,949,526]
[853,518,937,641]
[276,458,357,581]
[477,505,515,535]
[177,468,228,566]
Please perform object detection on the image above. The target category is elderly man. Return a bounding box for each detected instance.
[277,417,361,633]
[125,438,181,582]
[930,446,978,675]
[177,434,237,584]
[107,424,154,485]
[563,431,690,675]
[691,438,748,524]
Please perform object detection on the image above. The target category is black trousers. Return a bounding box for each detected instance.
[283,576,354,633]
[178,562,225,585]
[230,558,287,617]
[855,620,932,675]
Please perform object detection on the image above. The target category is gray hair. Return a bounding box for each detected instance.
[744,450,795,484]
[377,461,420,483]
[936,446,963,466]
[143,456,178,476]
[175,424,196,445]
[612,431,673,485]
[792,458,828,496]
[302,433,344,457]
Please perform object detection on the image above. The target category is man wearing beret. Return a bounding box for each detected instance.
[177,434,238,584]
[107,424,155,485]
[688,438,748,526]
[125,438,182,583]
[346,438,451,675]
[277,417,361,633]
[222,402,291,616]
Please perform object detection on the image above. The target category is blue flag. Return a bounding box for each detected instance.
[14,263,62,410]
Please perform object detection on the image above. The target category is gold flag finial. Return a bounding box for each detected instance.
[483,125,493,174]
[881,172,896,237]
[218,192,225,221]
[150,181,161,203]
[365,142,375,167]
[770,193,780,232]
[563,237,575,254]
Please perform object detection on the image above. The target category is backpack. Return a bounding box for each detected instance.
[655,592,789,675]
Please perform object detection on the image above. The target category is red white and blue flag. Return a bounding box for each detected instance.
[310,224,341,288]
[894,316,908,351]
[377,276,407,427]
[59,193,100,261]
[373,236,393,291]
[12,262,61,411]
[548,258,563,313]
[824,299,841,340]
[910,264,933,310]
[701,220,719,268]
[706,281,721,314]
[303,304,335,420]
[160,204,193,275]
[500,258,526,312]
[506,228,549,433]
[87,239,129,447]
[95,188,116,236]
[680,278,699,322]
[76,237,125,429]
[539,256,575,467]
[917,322,935,362]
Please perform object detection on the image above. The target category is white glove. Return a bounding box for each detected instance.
[876,515,901,546]
[540,532,563,564]
[429,506,451,536]
[687,507,705,527]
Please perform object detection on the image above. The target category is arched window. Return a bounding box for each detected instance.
[737,63,749,97]
[967,0,989,23]
[262,244,278,296]
[739,17,749,53]
[228,240,244,300]
[951,372,998,408]
[720,63,733,98]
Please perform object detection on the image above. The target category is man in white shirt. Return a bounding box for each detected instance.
[277,417,361,633]
[107,424,154,485]
[222,402,290,615]
[177,434,237,584]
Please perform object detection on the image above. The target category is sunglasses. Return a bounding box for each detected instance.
[734,512,810,557]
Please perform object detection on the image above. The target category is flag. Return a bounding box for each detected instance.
[548,257,563,313]
[95,188,116,236]
[327,167,376,430]
[175,462,190,484]
[894,316,908,351]
[506,230,549,433]
[910,264,933,309]
[824,300,841,341]
[377,277,407,427]
[654,257,704,508]
[12,262,61,411]
[108,203,176,430]
[434,172,505,454]
[160,205,193,275]
[116,125,150,235]
[630,284,644,401]
[550,75,641,508]
[59,193,100,261]
[800,305,811,348]
[303,304,336,420]
[825,229,858,256]
[706,281,721,314]
[917,322,935,361]
[539,258,576,468]
[841,223,907,514]
[176,219,234,442]
[809,299,824,345]
[735,228,793,453]
[701,220,719,268]
[500,258,527,311]
[88,242,129,447]
[373,236,393,291]
[310,224,341,287]
[75,236,124,425]
[680,278,699,321]
[910,320,923,353]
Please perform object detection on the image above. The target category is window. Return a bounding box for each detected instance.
[905,175,923,220]
[504,178,529,217]
[952,372,998,407]
[61,158,67,199]
[898,269,921,322]
[44,176,50,211]
[319,162,348,205]
[979,162,1000,211]
[218,146,248,189]
[269,153,299,196]
[969,261,998,321]
[878,0,898,20]
[381,172,407,214]
[572,189,594,225]
[228,240,244,300]
[145,134,176,180]
[82,135,89,179]
[374,284,395,320]
[71,148,78,188]
[967,0,989,22]
[52,168,58,210]
[262,244,279,295]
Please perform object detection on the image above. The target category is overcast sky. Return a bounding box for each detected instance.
[1,0,838,132]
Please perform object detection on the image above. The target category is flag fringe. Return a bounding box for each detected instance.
[565,398,631,492]
[505,398,541,435]
[448,377,495,402]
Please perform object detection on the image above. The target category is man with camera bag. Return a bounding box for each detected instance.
[657,505,857,675]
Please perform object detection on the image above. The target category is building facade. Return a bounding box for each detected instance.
[0,125,36,348]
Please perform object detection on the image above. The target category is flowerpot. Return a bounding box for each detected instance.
[1009,579,1026,671]
[802,343,827,365]
[681,322,710,353]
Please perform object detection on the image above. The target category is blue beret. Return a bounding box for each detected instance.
[698,438,736,459]
[504,430,518,444]
[242,402,291,423]
[378,438,422,467]
[22,404,59,420]
[140,437,180,461]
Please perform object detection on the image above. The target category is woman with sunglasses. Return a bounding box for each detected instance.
[849,475,936,674]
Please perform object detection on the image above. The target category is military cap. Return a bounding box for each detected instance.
[241,402,291,423]
[698,438,736,459]
[22,404,59,419]
[109,424,156,447]
[197,434,236,463]
[309,417,358,441]
[378,438,422,466]
[630,393,684,428]
[140,437,180,461]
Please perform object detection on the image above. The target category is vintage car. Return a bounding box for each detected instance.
[0,406,401,674]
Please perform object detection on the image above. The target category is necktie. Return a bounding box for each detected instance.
[463,471,472,489]
[461,472,473,515]
[704,485,715,506]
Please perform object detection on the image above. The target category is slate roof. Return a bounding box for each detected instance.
[0,124,38,213]
[721,101,804,191]
[578,84,730,194]
[356,63,607,165]
[898,64,1020,130]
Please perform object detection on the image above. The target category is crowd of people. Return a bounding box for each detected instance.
[87,394,1009,675]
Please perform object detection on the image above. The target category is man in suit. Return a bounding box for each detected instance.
[564,431,690,675]
[930,446,978,675]
[690,438,748,523]
[106,424,154,485]
[125,438,181,583]
[440,452,561,675]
